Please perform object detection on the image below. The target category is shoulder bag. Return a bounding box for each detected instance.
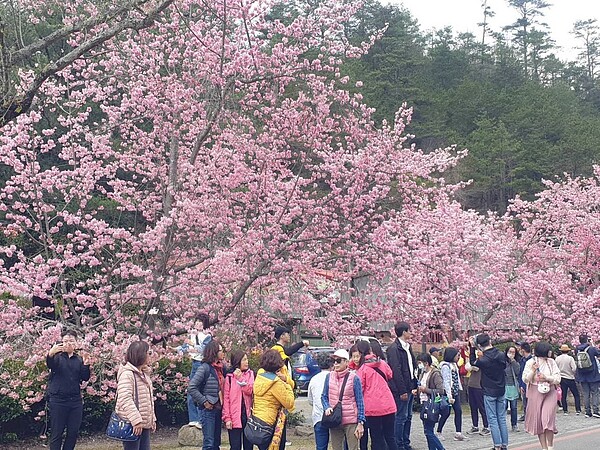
[106,373,140,442]
[505,362,520,400]
[321,373,350,429]
[244,414,275,446]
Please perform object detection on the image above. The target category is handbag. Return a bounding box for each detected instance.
[505,384,520,400]
[321,373,350,429]
[505,362,520,401]
[244,415,275,446]
[267,408,287,450]
[106,374,140,442]
[420,394,443,423]
[556,384,562,402]
[537,382,550,394]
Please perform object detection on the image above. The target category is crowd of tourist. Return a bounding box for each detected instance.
[44,317,600,450]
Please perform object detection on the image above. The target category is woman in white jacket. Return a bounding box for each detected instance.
[115,341,156,450]
[522,342,561,450]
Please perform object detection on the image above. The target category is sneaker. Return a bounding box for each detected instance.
[188,421,202,429]
[518,415,525,422]
[576,411,581,415]
[466,426,479,435]
[585,413,592,418]
[593,413,600,419]
[436,431,445,441]
[512,425,519,432]
[454,432,466,441]
[285,442,292,447]
[480,428,491,435]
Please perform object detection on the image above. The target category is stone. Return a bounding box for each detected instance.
[178,424,202,446]
[294,425,314,436]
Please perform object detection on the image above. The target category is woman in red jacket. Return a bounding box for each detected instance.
[350,340,396,450]
[223,350,255,450]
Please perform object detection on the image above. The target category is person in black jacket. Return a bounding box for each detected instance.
[45,330,91,450]
[188,339,226,450]
[469,334,508,450]
[386,321,417,450]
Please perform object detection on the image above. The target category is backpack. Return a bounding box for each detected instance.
[576,346,593,370]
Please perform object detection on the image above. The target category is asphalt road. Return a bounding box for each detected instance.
[294,397,600,450]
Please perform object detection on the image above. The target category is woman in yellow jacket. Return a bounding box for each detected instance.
[252,349,295,450]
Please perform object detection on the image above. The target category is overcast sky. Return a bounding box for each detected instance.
[387,0,600,61]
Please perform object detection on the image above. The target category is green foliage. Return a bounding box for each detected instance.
[286,410,306,426]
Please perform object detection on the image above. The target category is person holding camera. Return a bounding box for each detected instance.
[45,330,91,450]
[469,333,508,450]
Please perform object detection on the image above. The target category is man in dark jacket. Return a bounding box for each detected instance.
[386,321,417,450]
[46,330,91,450]
[516,341,531,421]
[575,334,600,418]
[470,334,508,450]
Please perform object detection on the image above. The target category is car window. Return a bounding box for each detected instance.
[291,352,307,366]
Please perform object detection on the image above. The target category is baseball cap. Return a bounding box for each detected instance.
[429,346,441,354]
[274,326,291,339]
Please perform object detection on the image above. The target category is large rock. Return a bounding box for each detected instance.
[294,425,314,437]
[178,424,203,446]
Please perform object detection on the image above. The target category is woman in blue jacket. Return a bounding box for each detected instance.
[188,339,226,450]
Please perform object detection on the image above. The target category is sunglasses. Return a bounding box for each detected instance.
[332,358,345,364]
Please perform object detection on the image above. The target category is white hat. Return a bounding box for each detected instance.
[333,349,350,360]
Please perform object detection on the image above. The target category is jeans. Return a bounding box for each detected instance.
[581,381,600,415]
[467,387,488,429]
[200,407,222,450]
[437,395,462,434]
[560,378,581,413]
[187,360,202,423]
[505,398,518,427]
[48,398,83,450]
[314,421,330,450]
[394,393,414,449]
[366,413,395,450]
[422,418,445,450]
[122,429,151,450]
[483,395,508,447]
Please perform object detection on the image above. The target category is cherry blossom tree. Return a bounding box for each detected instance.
[0,0,465,409]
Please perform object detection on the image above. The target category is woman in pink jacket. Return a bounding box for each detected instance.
[222,350,255,450]
[350,340,396,450]
[115,341,156,450]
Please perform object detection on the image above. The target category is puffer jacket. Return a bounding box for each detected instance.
[222,369,254,429]
[115,363,156,429]
[252,369,295,426]
[356,360,396,416]
[188,362,222,408]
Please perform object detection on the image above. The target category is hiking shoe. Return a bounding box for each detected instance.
[480,427,491,435]
[454,432,466,441]
[466,426,479,435]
